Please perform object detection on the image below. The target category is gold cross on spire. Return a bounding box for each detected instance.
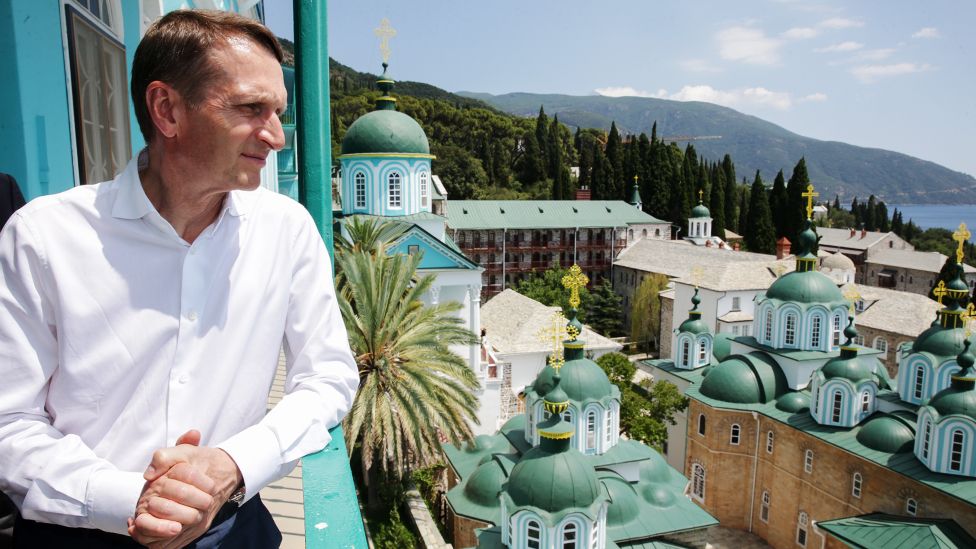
[634,175,639,184]
[374,18,397,63]
[802,184,819,220]
[952,222,970,264]
[843,284,862,315]
[562,264,589,309]
[963,303,975,338]
[933,280,948,305]
[690,265,705,289]
[537,313,571,370]
[698,189,704,201]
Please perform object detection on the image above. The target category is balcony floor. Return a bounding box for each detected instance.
[261,354,305,548]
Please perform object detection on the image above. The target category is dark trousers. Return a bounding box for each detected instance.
[13,495,281,548]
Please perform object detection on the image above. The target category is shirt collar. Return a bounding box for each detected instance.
[112,149,257,220]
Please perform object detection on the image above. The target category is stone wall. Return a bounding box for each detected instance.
[853,324,912,379]
[404,487,453,549]
[685,399,976,548]
[660,294,674,359]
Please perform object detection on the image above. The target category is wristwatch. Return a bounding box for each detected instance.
[228,484,246,507]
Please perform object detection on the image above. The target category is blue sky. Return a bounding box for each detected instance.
[265,1,975,179]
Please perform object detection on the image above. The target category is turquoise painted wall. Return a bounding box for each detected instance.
[391,235,460,270]
[0,2,76,200]
[124,2,146,155]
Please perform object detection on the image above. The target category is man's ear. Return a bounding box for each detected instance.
[145,81,182,139]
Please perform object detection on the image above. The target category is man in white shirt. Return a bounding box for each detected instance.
[0,10,358,548]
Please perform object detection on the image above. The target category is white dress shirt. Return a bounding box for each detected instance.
[0,153,358,535]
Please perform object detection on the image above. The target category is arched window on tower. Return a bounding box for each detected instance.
[560,522,578,549]
[832,314,842,346]
[354,171,367,209]
[921,419,932,460]
[861,391,871,413]
[950,430,965,472]
[796,512,809,547]
[604,406,614,446]
[698,340,707,363]
[760,491,770,522]
[691,464,705,501]
[764,309,774,343]
[387,171,402,208]
[810,316,822,349]
[851,472,863,498]
[766,430,774,454]
[784,313,798,346]
[526,519,542,549]
[698,414,706,436]
[681,339,690,368]
[913,365,926,400]
[586,411,597,451]
[831,391,843,423]
[419,171,429,208]
[730,424,741,445]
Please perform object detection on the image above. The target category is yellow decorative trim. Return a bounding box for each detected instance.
[841,346,858,352]
[540,430,574,440]
[562,265,589,309]
[564,341,585,349]
[545,400,569,414]
[376,79,395,84]
[377,95,398,102]
[338,153,436,159]
[951,374,976,382]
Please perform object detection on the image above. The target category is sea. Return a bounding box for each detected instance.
[888,204,976,242]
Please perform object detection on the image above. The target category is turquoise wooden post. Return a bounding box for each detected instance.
[294,1,367,547]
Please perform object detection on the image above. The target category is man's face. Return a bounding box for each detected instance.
[176,37,287,193]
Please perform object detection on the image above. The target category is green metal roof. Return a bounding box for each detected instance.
[765,269,845,304]
[505,443,605,514]
[912,325,967,359]
[691,203,710,218]
[856,414,916,454]
[644,359,976,507]
[699,352,789,404]
[444,200,668,230]
[531,348,619,405]
[818,513,976,549]
[340,109,431,155]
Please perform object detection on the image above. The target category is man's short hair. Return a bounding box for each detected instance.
[131,10,284,143]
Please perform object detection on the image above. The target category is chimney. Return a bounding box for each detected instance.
[575,187,592,201]
[733,242,741,251]
[776,237,792,260]
[850,228,856,238]
[861,228,867,239]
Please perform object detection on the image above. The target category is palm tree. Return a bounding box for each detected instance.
[336,215,409,256]
[335,219,479,498]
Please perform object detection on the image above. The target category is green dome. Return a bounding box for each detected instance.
[912,326,966,358]
[599,473,641,526]
[505,444,602,513]
[678,317,711,335]
[637,452,674,484]
[765,270,844,304]
[340,110,430,155]
[928,386,976,420]
[700,352,788,404]
[463,458,507,508]
[821,355,875,383]
[691,203,710,218]
[465,434,511,456]
[712,333,734,361]
[640,483,678,508]
[533,347,615,403]
[856,414,916,453]
[775,392,811,413]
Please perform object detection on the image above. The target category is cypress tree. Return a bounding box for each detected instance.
[710,163,727,238]
[519,130,544,184]
[535,106,550,179]
[769,169,788,237]
[865,195,878,231]
[784,158,810,242]
[722,155,737,233]
[547,115,563,185]
[605,122,624,200]
[737,181,750,238]
[746,171,776,254]
[647,139,671,221]
[833,195,841,210]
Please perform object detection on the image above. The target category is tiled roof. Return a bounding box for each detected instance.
[865,248,976,274]
[480,289,622,354]
[445,200,668,230]
[844,284,943,337]
[614,238,775,280]
[816,227,902,252]
[818,513,976,548]
[672,258,796,292]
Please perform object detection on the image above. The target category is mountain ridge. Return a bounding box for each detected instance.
[459,91,976,204]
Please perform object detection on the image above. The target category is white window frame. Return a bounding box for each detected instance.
[681,339,690,367]
[419,171,429,208]
[691,464,705,501]
[560,521,578,549]
[764,309,774,342]
[732,296,741,311]
[811,316,822,349]
[766,430,774,454]
[831,391,843,423]
[698,341,707,362]
[804,450,814,474]
[874,337,888,353]
[526,519,542,549]
[760,491,770,523]
[832,315,842,346]
[906,498,917,516]
[914,366,926,400]
[585,410,597,452]
[950,430,965,472]
[354,171,367,209]
[785,313,797,346]
[852,472,862,498]
[387,171,402,209]
[861,391,871,413]
[922,420,932,460]
[730,424,741,445]
[796,512,809,547]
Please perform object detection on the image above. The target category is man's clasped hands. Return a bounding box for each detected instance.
[127,430,243,548]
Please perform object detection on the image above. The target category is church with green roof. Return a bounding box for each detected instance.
[442,268,717,548]
[644,194,976,548]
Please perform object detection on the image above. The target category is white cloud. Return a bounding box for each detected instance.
[856,48,896,61]
[679,58,724,73]
[814,41,863,53]
[799,92,828,102]
[819,17,864,29]
[782,27,819,40]
[716,26,782,65]
[850,62,932,82]
[912,27,940,39]
[597,84,801,111]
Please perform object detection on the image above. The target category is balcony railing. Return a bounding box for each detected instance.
[302,425,366,546]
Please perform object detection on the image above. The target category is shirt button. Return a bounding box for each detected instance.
[187,311,198,321]
[178,374,189,384]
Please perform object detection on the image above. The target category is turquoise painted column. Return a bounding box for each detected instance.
[294,1,366,547]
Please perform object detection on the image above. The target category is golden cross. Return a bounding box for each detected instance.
[843,285,862,315]
[933,280,948,305]
[698,189,704,201]
[374,18,397,63]
[952,222,970,264]
[562,264,589,309]
[691,266,705,289]
[537,313,571,370]
[802,184,819,220]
